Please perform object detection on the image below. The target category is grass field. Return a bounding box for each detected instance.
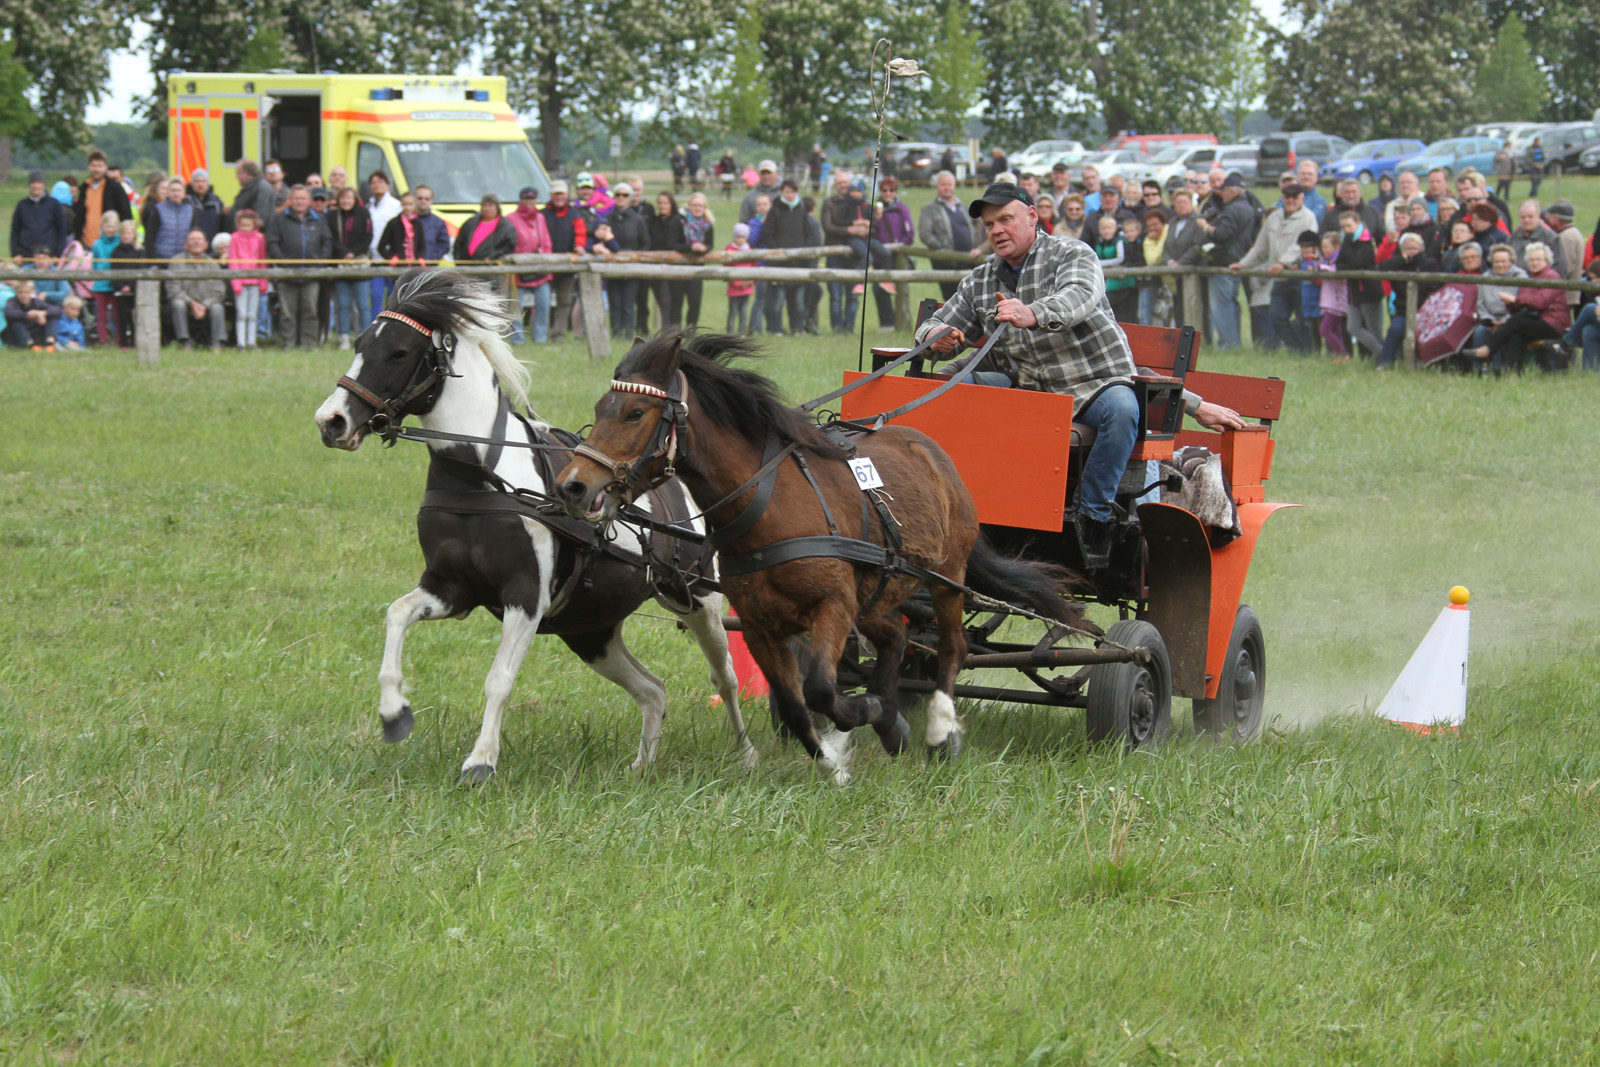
[3,325,1600,1064]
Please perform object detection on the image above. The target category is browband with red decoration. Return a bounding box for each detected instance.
[609,379,673,399]
[378,310,433,337]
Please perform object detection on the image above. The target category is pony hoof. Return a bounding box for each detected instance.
[458,763,495,786]
[382,705,415,744]
[874,712,911,756]
[844,692,882,727]
[928,732,963,760]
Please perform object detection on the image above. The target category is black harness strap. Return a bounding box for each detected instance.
[706,433,794,551]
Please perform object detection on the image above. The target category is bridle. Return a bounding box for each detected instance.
[336,310,459,445]
[571,372,689,498]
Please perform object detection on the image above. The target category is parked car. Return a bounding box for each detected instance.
[1010,139,1087,174]
[1077,148,1153,185]
[898,142,974,184]
[1256,131,1354,182]
[1324,139,1427,184]
[1137,144,1226,187]
[1461,122,1548,148]
[1580,142,1600,173]
[1214,144,1261,183]
[1100,132,1217,155]
[1522,122,1600,174]
[1394,136,1502,178]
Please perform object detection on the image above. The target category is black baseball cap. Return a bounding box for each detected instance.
[518,186,540,199]
[968,181,1035,218]
[1222,172,1247,189]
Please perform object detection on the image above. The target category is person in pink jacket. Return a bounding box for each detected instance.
[226,209,268,349]
[507,186,553,343]
[724,222,758,334]
[1471,241,1570,373]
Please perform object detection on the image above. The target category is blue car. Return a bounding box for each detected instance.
[1395,137,1502,179]
[1324,139,1427,184]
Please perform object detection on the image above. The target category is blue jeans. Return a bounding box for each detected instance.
[1377,313,1408,368]
[1268,280,1307,352]
[764,283,805,334]
[1137,284,1157,326]
[257,284,273,342]
[1209,273,1242,349]
[369,275,391,316]
[1074,384,1141,523]
[827,280,860,333]
[333,278,371,337]
[1564,302,1600,371]
[511,284,550,343]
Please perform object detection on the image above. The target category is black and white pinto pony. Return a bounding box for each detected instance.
[314,269,756,782]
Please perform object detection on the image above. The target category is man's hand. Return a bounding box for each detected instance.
[1228,261,1243,272]
[1267,262,1284,276]
[927,324,966,354]
[1192,400,1246,431]
[995,293,1037,329]
[191,300,206,319]
[968,247,983,259]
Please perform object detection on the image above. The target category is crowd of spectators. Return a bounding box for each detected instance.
[7,147,1597,370]
[983,156,1599,372]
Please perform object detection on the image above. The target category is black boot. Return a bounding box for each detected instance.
[1075,514,1115,571]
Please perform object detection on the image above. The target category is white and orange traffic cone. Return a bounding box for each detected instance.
[1375,585,1470,734]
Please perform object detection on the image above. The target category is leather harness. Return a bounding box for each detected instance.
[339,311,710,619]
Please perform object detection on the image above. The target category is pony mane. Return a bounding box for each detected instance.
[388,269,534,415]
[616,329,844,457]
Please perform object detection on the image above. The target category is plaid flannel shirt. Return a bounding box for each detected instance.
[915,231,1134,405]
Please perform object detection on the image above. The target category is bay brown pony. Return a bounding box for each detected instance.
[556,330,1090,784]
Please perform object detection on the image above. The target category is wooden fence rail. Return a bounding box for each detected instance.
[4,253,1595,369]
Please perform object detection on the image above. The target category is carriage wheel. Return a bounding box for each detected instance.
[1085,620,1171,751]
[1191,606,1266,743]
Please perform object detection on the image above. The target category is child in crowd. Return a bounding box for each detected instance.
[1094,214,1137,323]
[57,296,88,350]
[227,210,268,349]
[90,211,121,346]
[725,222,756,334]
[1297,230,1323,354]
[111,220,140,349]
[1316,230,1349,362]
[28,248,71,305]
[3,279,61,349]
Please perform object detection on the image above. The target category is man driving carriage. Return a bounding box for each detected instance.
[913,181,1244,569]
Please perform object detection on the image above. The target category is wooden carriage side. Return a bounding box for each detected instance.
[838,321,1295,705]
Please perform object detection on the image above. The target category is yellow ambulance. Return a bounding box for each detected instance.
[164,71,552,232]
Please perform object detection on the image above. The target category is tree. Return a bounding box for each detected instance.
[0,0,126,153]
[1266,0,1487,143]
[712,7,770,155]
[1483,0,1594,122]
[481,0,694,170]
[136,0,479,131]
[924,0,985,141]
[979,0,1239,147]
[1212,13,1272,143]
[746,0,907,163]
[1471,14,1546,123]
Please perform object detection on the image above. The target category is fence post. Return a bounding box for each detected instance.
[892,249,912,332]
[135,280,160,367]
[1403,282,1418,370]
[576,268,610,360]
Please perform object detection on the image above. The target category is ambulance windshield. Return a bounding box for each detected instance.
[394,141,549,205]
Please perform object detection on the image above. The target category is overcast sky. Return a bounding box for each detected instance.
[89,0,1288,127]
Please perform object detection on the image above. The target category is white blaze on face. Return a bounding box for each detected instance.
[314,348,366,437]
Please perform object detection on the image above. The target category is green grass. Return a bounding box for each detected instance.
[3,307,1600,1062]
